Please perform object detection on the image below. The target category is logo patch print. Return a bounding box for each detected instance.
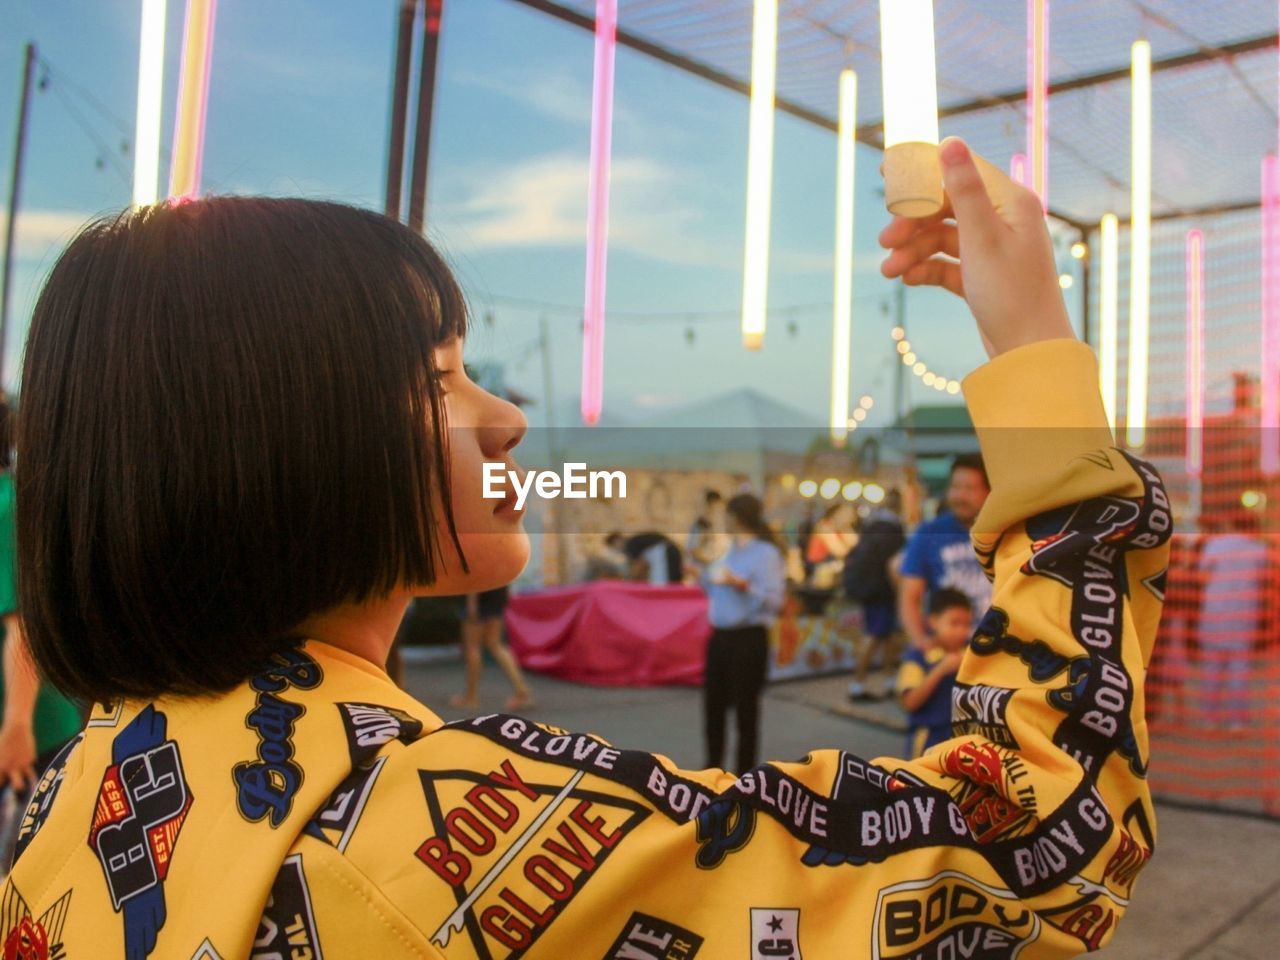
[233,648,322,828]
[87,705,193,960]
[336,702,424,767]
[602,912,702,959]
[0,884,71,960]
[251,854,323,960]
[302,756,387,853]
[416,760,649,959]
[13,733,81,866]
[873,872,1040,960]
[750,909,800,960]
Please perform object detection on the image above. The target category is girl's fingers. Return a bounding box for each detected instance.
[878,208,951,249]
[880,224,960,277]
[902,259,965,298]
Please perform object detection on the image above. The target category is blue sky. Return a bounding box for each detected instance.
[1,0,1078,428]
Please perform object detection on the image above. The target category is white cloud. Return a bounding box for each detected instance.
[455,66,603,129]
[440,151,733,268]
[0,209,96,260]
[437,152,895,279]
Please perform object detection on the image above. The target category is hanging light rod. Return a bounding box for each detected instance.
[502,0,1098,231]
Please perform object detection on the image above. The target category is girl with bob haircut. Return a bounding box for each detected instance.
[7,141,1169,960]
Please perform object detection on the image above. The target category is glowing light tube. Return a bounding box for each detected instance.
[1010,152,1028,185]
[1186,229,1204,478]
[581,0,617,426]
[1099,213,1119,432]
[1027,0,1048,211]
[168,0,217,200]
[879,0,941,217]
[740,0,778,350]
[1262,155,1280,473]
[132,0,166,208]
[830,69,857,446]
[1125,39,1151,448]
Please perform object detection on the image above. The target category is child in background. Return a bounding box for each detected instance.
[897,587,972,758]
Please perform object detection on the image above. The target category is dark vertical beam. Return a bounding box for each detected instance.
[384,0,417,219]
[407,0,444,233]
[0,43,36,383]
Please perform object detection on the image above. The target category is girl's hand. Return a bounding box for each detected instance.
[0,720,36,794]
[878,137,1075,358]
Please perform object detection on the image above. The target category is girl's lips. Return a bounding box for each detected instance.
[492,463,526,517]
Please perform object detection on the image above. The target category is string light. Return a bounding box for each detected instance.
[892,332,961,392]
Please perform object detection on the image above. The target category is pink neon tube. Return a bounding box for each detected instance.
[1263,156,1280,473]
[581,0,617,426]
[168,0,217,201]
[1185,230,1204,478]
[1010,153,1027,186]
[1027,0,1048,211]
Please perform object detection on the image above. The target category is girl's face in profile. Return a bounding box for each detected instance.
[422,337,531,595]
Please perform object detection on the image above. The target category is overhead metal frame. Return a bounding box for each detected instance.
[507,0,1277,233]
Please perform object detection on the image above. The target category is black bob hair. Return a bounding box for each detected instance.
[949,453,989,490]
[19,197,468,704]
[927,587,972,617]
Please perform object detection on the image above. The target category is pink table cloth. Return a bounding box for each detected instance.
[505,580,711,686]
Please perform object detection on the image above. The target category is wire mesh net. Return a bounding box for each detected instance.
[521,0,1280,816]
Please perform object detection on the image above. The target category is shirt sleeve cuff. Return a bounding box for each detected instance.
[962,339,1120,534]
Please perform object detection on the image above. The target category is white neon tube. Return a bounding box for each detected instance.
[740,0,778,350]
[1185,229,1204,478]
[830,69,857,446]
[879,0,939,147]
[132,0,166,208]
[1125,40,1151,448]
[1099,212,1119,433]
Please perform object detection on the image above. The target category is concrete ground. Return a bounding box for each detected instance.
[404,652,1280,960]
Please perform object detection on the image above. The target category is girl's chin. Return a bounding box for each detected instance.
[436,530,530,594]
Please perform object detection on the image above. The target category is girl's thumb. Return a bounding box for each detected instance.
[940,138,998,244]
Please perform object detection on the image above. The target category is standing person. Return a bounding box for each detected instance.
[9,143,1173,957]
[686,489,726,567]
[0,395,81,796]
[898,454,992,648]
[449,586,533,711]
[844,489,907,700]
[806,502,857,590]
[1192,517,1269,729]
[699,493,786,772]
[622,530,683,584]
[896,588,972,758]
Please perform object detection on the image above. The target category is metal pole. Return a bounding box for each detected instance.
[896,285,915,461]
[538,314,566,583]
[384,0,417,219]
[0,43,36,387]
[407,0,443,233]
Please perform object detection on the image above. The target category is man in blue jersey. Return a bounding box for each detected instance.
[898,454,992,650]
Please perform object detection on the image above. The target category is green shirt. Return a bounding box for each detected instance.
[0,472,82,755]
